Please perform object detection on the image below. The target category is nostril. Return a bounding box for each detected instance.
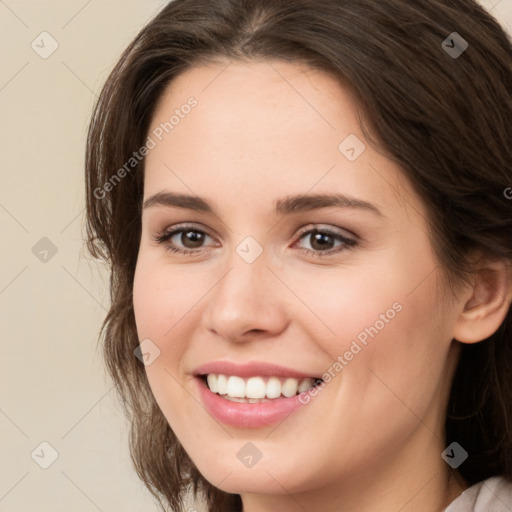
[249,329,264,334]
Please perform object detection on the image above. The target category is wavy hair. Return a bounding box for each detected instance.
[85,1,512,510]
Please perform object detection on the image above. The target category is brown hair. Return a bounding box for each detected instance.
[85,1,512,511]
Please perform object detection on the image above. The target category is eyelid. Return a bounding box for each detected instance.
[292,224,358,256]
[154,222,356,240]
[153,222,216,245]
[294,223,356,240]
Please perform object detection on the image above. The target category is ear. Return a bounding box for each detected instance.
[453,258,512,344]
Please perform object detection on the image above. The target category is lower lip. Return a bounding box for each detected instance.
[195,377,314,428]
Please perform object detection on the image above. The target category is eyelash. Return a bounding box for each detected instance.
[152,223,358,258]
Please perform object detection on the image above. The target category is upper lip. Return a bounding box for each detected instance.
[193,361,322,379]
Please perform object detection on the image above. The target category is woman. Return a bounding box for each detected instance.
[85,1,512,511]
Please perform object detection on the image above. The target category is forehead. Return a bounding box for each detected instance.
[142,59,419,223]
[149,59,361,147]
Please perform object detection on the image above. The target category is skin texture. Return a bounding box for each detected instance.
[132,60,512,512]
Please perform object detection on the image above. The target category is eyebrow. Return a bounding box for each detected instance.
[142,191,384,217]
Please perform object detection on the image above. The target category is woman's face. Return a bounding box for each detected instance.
[133,60,464,505]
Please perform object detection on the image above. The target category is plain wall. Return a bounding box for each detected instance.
[0,1,511,510]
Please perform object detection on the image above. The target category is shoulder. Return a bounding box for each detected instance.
[444,475,512,512]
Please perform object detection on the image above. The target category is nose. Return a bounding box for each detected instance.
[201,252,289,344]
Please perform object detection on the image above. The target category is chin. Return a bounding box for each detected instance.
[197,458,310,496]
[213,473,287,495]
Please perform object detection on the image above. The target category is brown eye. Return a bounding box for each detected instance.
[294,227,357,257]
[178,230,207,249]
[307,231,337,251]
[154,225,216,255]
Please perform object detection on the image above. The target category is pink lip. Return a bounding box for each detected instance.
[193,360,321,379]
[194,376,313,428]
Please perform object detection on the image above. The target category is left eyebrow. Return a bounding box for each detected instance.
[142,191,385,217]
[274,193,385,217]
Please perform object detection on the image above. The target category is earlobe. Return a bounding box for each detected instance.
[453,260,512,344]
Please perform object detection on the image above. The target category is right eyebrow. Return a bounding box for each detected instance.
[143,192,214,213]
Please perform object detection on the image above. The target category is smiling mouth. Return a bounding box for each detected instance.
[200,373,324,403]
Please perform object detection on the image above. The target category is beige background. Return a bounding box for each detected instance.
[0,1,511,511]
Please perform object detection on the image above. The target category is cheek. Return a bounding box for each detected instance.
[132,261,203,443]
[341,272,453,437]
[286,242,452,414]
[132,258,197,406]
[133,256,200,346]
[282,257,439,362]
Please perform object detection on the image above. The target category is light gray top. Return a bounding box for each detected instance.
[444,475,512,511]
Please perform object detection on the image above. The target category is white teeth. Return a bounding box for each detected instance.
[223,396,270,403]
[298,378,313,393]
[203,373,319,399]
[206,374,218,393]
[226,376,245,397]
[266,377,282,399]
[281,378,299,397]
[245,377,267,399]
[216,374,227,395]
